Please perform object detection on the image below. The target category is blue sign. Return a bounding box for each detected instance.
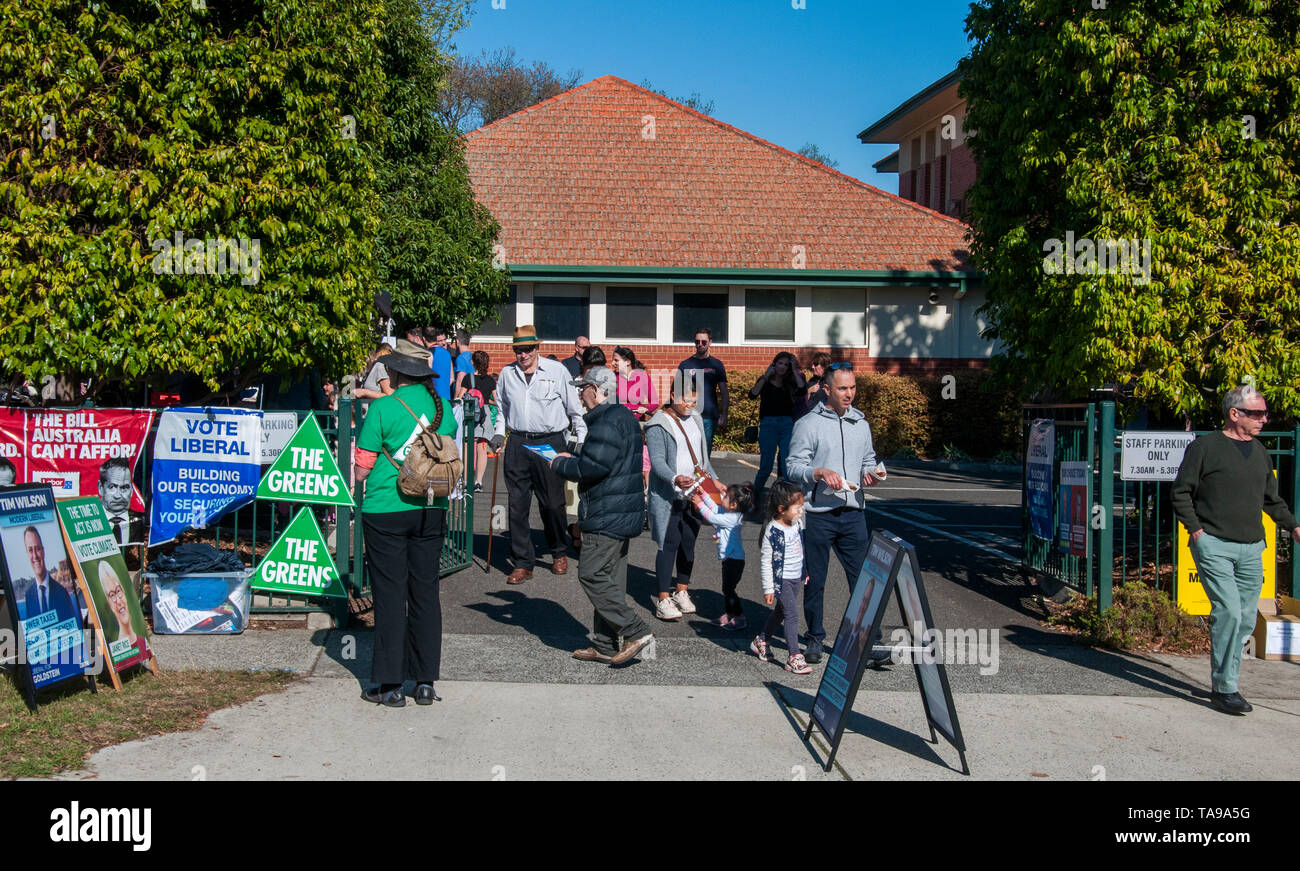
[1026,419,1055,541]
[149,408,263,546]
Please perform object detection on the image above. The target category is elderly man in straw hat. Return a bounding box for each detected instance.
[490,325,588,585]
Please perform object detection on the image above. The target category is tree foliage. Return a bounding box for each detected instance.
[0,0,503,402]
[639,79,715,116]
[961,0,1300,423]
[438,47,582,133]
[375,0,509,333]
[796,143,839,169]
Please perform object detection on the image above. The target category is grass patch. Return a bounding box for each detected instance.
[1045,583,1211,655]
[0,667,298,779]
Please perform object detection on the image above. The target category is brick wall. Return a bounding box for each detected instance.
[472,342,988,378]
[949,143,977,216]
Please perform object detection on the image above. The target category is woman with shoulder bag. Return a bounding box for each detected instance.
[644,382,724,621]
[352,353,458,707]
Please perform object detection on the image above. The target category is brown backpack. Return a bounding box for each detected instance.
[382,394,463,504]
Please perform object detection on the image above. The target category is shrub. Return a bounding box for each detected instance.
[1045,583,1209,654]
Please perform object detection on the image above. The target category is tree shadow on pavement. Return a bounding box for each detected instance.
[1002,625,1209,702]
[462,589,590,651]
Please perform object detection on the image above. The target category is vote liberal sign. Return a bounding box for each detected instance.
[1120,431,1196,482]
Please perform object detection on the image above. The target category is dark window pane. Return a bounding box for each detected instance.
[745,289,794,341]
[605,287,657,339]
[534,295,589,344]
[476,284,517,336]
[673,291,729,343]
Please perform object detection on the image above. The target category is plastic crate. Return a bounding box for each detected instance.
[143,571,251,635]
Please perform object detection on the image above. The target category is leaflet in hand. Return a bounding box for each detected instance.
[523,443,559,461]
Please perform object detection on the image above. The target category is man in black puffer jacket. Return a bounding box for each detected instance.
[551,367,655,666]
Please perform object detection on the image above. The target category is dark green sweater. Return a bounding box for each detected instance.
[1171,432,1299,543]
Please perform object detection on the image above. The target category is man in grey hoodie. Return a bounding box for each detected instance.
[785,365,886,664]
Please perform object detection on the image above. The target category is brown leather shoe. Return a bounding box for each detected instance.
[552,556,568,575]
[611,633,654,666]
[572,647,613,663]
[506,568,532,585]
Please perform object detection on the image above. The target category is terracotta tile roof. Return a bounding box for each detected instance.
[463,75,971,273]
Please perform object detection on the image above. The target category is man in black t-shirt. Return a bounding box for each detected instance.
[677,328,728,455]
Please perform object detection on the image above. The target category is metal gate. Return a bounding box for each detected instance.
[1022,401,1298,614]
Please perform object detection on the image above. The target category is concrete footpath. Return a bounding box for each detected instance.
[55,629,1300,781]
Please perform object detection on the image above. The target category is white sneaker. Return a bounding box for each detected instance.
[655,596,683,621]
[671,589,697,615]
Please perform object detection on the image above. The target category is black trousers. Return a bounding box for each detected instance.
[504,433,570,570]
[363,508,446,686]
[656,500,701,594]
[721,557,746,617]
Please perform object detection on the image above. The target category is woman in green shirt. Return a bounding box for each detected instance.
[353,353,458,707]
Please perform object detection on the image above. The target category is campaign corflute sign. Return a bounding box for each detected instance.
[0,407,153,504]
[149,408,262,546]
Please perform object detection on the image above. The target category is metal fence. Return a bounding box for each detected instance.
[26,396,477,623]
[1022,401,1298,614]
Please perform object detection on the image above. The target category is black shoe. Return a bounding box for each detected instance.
[361,687,406,707]
[1210,691,1250,715]
[803,648,822,664]
[867,653,893,670]
[414,683,441,705]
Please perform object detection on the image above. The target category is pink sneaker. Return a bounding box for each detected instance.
[749,636,771,662]
[712,614,733,628]
[724,614,747,631]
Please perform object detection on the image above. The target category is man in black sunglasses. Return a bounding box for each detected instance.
[1173,384,1300,716]
[677,328,728,454]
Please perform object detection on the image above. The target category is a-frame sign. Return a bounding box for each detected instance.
[804,529,968,774]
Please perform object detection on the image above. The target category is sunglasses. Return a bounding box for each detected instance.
[514,345,539,354]
[1234,407,1268,419]
[694,339,710,345]
[828,361,854,371]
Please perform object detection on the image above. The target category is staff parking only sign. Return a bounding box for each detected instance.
[1120,431,1196,481]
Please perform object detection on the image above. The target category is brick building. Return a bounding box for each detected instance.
[462,75,990,376]
[858,69,974,221]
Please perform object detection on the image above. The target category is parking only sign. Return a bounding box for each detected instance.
[1120,431,1196,481]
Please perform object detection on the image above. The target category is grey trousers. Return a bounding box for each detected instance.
[579,532,652,655]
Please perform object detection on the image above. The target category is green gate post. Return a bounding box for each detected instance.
[1293,425,1300,596]
[333,399,354,626]
[1085,403,1095,597]
[1097,401,1116,614]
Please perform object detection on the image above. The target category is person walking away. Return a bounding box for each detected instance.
[1172,383,1300,715]
[749,351,806,495]
[352,353,457,706]
[677,327,728,454]
[644,383,723,620]
[490,325,587,585]
[550,366,655,665]
[690,481,755,629]
[785,364,887,665]
[750,481,813,674]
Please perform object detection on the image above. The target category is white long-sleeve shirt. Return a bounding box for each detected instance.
[493,356,587,443]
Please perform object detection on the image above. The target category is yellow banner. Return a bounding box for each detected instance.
[1175,515,1276,616]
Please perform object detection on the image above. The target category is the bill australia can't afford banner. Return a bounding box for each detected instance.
[56,497,153,672]
[149,408,262,546]
[0,407,153,506]
[0,485,90,690]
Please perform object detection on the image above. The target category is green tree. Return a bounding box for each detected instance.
[375,0,509,333]
[961,0,1300,423]
[1,0,503,403]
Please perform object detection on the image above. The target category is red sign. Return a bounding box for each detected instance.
[0,408,154,511]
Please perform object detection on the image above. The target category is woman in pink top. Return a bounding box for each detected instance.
[613,347,658,492]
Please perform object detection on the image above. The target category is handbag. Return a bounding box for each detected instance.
[669,413,725,502]
[742,424,759,443]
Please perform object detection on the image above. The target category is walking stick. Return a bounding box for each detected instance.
[486,438,501,572]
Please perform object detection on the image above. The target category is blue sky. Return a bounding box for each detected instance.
[449,0,976,194]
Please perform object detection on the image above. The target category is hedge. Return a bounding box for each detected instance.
[713,369,1020,460]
